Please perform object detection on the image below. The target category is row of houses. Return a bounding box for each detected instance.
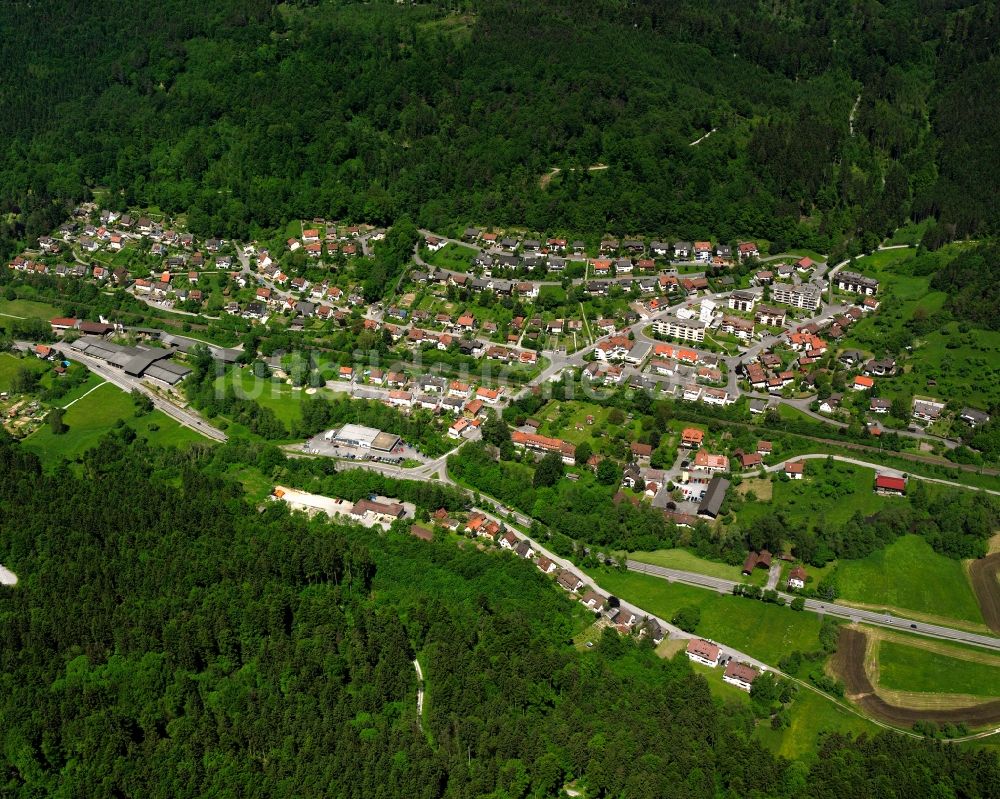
[464,230,760,263]
[685,639,761,691]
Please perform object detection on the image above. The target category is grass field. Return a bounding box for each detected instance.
[216,368,317,428]
[23,382,205,462]
[756,687,879,759]
[589,568,822,665]
[736,460,897,529]
[677,641,880,759]
[877,639,1000,698]
[0,352,50,393]
[836,535,986,630]
[0,297,62,321]
[534,399,641,446]
[629,548,761,584]
[425,242,477,272]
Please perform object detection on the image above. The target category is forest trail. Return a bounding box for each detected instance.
[849,93,862,135]
[539,163,608,188]
[413,659,425,730]
[689,127,717,146]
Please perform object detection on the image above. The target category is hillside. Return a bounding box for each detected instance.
[1,431,999,794]
[0,0,998,258]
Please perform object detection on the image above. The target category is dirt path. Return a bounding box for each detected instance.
[849,93,861,136]
[969,553,1000,634]
[539,163,609,188]
[689,127,717,146]
[413,658,425,730]
[833,628,1000,727]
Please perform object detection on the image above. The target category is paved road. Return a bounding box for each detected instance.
[328,453,1000,655]
[626,560,1000,651]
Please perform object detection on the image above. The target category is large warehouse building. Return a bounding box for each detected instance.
[327,424,401,452]
[68,335,193,385]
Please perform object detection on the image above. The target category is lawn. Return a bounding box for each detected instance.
[877,639,1000,698]
[836,535,986,630]
[535,400,641,446]
[0,297,62,321]
[629,548,752,583]
[736,460,897,529]
[425,242,477,272]
[837,245,1000,409]
[756,687,878,760]
[589,568,823,665]
[682,640,880,760]
[0,352,50,393]
[23,382,205,462]
[216,367,318,428]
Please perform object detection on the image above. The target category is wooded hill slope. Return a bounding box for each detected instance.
[1,431,999,795]
[0,0,997,256]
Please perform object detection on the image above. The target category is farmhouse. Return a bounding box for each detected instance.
[742,550,772,575]
[787,566,807,590]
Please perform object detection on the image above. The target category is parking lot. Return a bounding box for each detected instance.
[301,433,427,465]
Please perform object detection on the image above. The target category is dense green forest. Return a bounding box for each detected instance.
[1,0,999,261]
[2,430,999,795]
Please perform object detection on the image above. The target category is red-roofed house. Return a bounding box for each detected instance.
[723,661,759,691]
[686,638,720,667]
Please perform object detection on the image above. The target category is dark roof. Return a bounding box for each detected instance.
[697,476,729,518]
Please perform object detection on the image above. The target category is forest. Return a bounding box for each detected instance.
[1,0,999,262]
[2,429,1000,796]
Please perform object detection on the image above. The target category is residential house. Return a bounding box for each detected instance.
[686,639,720,667]
[913,399,945,422]
[556,569,585,592]
[835,271,879,295]
[723,662,759,691]
[681,427,704,448]
[787,566,807,590]
[579,590,606,612]
[693,449,729,473]
[784,461,804,479]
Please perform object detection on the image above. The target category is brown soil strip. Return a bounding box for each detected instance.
[833,627,1000,727]
[968,553,1000,634]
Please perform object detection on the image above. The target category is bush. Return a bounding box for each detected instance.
[671,605,701,633]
